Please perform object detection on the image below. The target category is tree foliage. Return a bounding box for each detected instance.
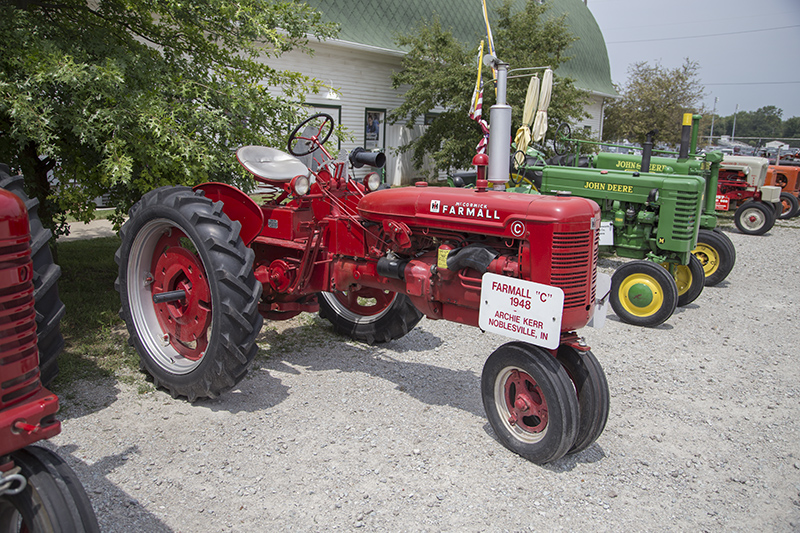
[389,0,588,176]
[0,0,337,234]
[702,105,785,141]
[602,59,705,146]
[692,105,800,147]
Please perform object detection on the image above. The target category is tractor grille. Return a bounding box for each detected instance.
[0,240,40,411]
[672,191,700,241]
[551,230,596,309]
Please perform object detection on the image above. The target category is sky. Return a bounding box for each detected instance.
[587,0,800,124]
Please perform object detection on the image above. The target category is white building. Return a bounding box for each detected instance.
[267,0,617,185]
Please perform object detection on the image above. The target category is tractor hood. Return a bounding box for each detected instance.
[358,185,600,238]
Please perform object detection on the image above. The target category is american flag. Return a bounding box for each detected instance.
[469,40,490,154]
[470,89,490,154]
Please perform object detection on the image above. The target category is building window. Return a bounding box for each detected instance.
[365,108,386,150]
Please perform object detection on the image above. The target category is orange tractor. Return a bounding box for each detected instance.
[766,164,800,219]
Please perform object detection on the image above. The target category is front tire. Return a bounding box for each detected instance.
[0,172,66,386]
[556,346,609,455]
[778,192,799,219]
[318,289,422,344]
[692,229,736,286]
[665,254,705,307]
[0,445,100,533]
[115,186,263,401]
[481,342,579,464]
[610,260,678,327]
[734,201,773,235]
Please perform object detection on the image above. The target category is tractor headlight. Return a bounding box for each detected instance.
[291,174,310,196]
[364,172,382,192]
[647,188,659,203]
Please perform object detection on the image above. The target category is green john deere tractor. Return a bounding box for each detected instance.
[541,113,735,288]
[502,114,737,327]
[508,161,705,328]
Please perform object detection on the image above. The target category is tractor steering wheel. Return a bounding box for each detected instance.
[288,113,334,156]
[553,123,572,156]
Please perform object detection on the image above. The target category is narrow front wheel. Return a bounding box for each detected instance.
[734,201,772,235]
[692,229,736,286]
[610,260,678,327]
[556,346,609,455]
[663,254,705,307]
[0,446,100,533]
[481,342,579,464]
[778,192,799,219]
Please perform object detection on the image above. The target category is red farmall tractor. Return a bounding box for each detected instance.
[1,165,99,531]
[116,57,610,464]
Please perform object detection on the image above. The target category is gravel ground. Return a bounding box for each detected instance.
[46,215,800,532]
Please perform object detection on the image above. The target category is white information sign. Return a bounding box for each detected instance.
[479,273,564,349]
[599,220,614,246]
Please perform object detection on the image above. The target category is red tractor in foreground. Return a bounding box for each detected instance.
[1,165,99,531]
[116,57,610,464]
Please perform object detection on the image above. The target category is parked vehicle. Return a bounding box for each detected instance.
[765,164,800,219]
[717,156,782,235]
[0,164,99,532]
[115,57,610,464]
[503,117,731,328]
[542,115,737,288]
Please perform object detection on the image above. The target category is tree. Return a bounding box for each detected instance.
[602,59,705,146]
[389,0,588,176]
[0,1,337,235]
[696,105,795,146]
[784,116,800,139]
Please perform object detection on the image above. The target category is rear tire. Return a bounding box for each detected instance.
[0,171,65,386]
[318,289,422,344]
[0,445,100,533]
[116,186,263,401]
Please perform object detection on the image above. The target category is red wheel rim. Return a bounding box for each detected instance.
[504,369,548,434]
[150,230,211,361]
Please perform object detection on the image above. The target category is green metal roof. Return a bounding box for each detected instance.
[302,0,617,97]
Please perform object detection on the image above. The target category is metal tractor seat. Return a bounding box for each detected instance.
[237,146,310,183]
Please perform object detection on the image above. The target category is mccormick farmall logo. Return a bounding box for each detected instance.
[430,200,500,220]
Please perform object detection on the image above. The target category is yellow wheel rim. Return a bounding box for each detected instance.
[692,244,719,277]
[617,273,665,317]
[507,174,538,192]
[661,262,692,297]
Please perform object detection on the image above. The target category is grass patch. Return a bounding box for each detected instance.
[52,236,148,392]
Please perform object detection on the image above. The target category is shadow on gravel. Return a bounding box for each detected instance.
[548,444,607,471]
[53,378,121,421]
[193,369,291,414]
[44,442,173,532]
[196,323,486,418]
[481,423,607,471]
[605,314,675,330]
